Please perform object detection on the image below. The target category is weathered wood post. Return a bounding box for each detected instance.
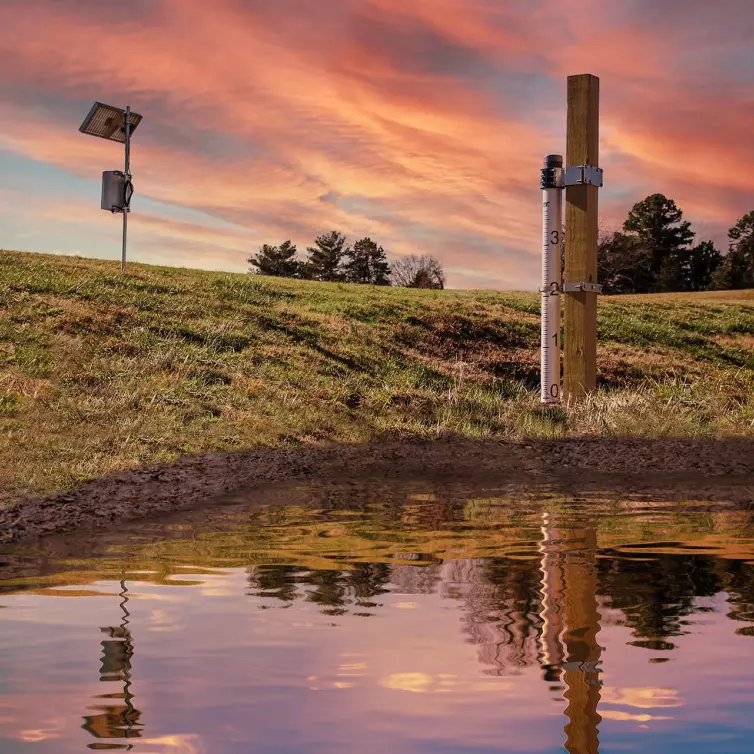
[563,74,600,400]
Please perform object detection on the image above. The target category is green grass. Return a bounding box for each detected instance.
[1,249,754,506]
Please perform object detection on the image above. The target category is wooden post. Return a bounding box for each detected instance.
[564,74,600,400]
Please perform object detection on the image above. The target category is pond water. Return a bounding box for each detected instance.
[0,480,753,753]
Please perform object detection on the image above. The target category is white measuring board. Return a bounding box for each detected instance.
[540,155,564,405]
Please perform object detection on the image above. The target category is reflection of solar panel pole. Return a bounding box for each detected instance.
[79,102,143,275]
[82,573,141,748]
[119,577,136,746]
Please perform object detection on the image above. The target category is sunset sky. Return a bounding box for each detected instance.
[0,0,752,289]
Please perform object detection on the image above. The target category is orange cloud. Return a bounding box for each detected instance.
[0,0,751,286]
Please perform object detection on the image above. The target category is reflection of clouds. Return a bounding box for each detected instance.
[131,592,187,603]
[16,726,62,742]
[338,661,367,677]
[380,672,512,694]
[601,710,672,723]
[381,672,435,693]
[601,686,684,709]
[136,734,203,752]
[1,504,753,752]
[149,608,185,633]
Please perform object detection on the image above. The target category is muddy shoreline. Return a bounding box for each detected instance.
[2,436,753,543]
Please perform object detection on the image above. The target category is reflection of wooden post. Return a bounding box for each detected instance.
[540,520,602,754]
[561,527,602,754]
[564,74,600,400]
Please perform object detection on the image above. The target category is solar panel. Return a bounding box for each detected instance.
[79,102,143,143]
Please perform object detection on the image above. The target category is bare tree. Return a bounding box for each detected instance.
[392,255,445,289]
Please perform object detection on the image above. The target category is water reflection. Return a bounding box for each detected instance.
[0,485,753,753]
[547,520,602,754]
[82,578,143,749]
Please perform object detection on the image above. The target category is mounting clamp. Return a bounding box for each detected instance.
[562,281,603,294]
[564,164,603,188]
[540,166,564,189]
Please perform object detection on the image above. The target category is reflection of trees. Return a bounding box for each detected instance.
[389,563,441,594]
[248,565,304,603]
[82,580,143,749]
[68,506,754,754]
[305,570,355,616]
[442,558,543,676]
[243,523,752,754]
[346,563,392,607]
[723,560,754,629]
[245,544,754,649]
[597,554,722,648]
[247,563,391,615]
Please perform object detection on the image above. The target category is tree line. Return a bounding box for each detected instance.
[598,195,754,294]
[249,197,754,294]
[248,231,445,289]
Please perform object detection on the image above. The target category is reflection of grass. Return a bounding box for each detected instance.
[3,498,752,596]
[1,251,754,505]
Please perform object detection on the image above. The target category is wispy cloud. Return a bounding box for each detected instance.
[0,0,751,286]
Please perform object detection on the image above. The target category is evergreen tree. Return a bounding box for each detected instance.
[623,194,695,292]
[304,231,347,282]
[343,237,391,285]
[248,240,300,278]
[710,211,754,290]
[686,240,722,291]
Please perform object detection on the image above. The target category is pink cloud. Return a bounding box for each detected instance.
[0,0,751,286]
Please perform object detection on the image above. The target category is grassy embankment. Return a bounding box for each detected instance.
[1,249,753,507]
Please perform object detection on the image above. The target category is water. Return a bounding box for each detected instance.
[0,480,753,753]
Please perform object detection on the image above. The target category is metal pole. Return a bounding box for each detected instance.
[540,154,564,405]
[122,106,131,275]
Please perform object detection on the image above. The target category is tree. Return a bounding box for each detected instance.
[686,240,722,291]
[597,231,653,294]
[710,211,754,290]
[622,194,695,292]
[303,231,348,282]
[392,254,446,289]
[248,240,300,278]
[343,237,391,285]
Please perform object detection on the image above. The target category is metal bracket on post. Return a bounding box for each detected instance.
[562,165,603,296]
[564,164,603,188]
[562,282,603,294]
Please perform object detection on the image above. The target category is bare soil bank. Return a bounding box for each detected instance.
[1,436,753,543]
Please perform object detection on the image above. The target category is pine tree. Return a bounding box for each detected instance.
[304,231,347,282]
[343,237,391,286]
[710,211,754,290]
[686,240,722,291]
[623,194,695,292]
[248,240,300,278]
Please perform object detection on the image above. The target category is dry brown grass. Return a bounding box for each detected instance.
[1,249,753,507]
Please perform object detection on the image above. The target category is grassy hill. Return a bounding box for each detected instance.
[1,249,753,508]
